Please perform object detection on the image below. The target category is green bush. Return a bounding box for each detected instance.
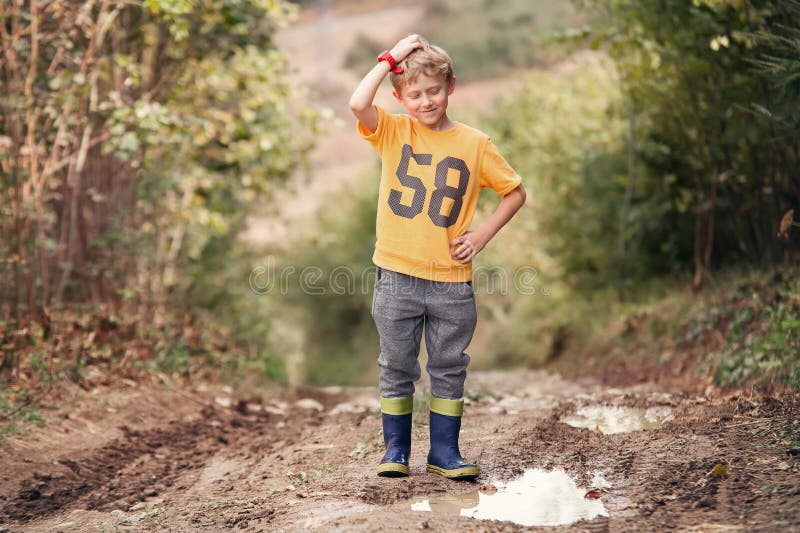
[253,175,380,386]
[482,53,643,290]
[581,0,800,284]
[714,270,800,389]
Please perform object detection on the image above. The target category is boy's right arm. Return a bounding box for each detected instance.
[349,34,422,133]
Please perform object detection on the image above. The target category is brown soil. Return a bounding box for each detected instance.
[1,372,798,532]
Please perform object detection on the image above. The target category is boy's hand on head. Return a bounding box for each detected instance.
[390,34,423,63]
[450,230,489,264]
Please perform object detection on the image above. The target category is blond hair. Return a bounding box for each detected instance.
[390,38,454,93]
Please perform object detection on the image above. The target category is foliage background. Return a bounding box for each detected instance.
[2,0,798,397]
[282,0,800,389]
[1,0,323,385]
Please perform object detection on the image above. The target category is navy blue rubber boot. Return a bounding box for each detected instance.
[426,396,479,480]
[377,397,413,477]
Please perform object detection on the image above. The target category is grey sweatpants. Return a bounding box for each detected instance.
[371,267,478,400]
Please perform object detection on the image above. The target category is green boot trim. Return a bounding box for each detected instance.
[426,463,480,480]
[429,395,463,417]
[377,462,410,477]
[380,396,413,415]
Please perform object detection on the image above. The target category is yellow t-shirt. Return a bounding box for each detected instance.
[358,105,522,282]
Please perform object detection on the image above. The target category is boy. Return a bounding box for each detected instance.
[349,34,526,480]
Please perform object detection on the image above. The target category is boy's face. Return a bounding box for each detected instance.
[393,73,456,130]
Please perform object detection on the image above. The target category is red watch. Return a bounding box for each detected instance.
[377,50,404,73]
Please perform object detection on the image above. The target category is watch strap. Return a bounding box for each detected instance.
[377,50,404,74]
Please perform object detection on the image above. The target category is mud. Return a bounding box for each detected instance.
[0,371,798,532]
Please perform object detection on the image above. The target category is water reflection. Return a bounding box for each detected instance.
[410,469,608,527]
[561,405,672,434]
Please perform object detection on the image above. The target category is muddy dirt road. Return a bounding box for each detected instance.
[1,371,797,532]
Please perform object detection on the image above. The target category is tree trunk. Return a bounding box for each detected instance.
[692,176,717,291]
[618,111,637,260]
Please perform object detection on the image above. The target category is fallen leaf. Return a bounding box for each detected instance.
[479,484,497,494]
[584,490,602,499]
[778,209,794,239]
[708,464,728,477]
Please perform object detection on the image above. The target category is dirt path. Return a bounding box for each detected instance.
[1,372,797,532]
[5,4,796,530]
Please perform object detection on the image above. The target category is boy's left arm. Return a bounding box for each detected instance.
[450,184,526,264]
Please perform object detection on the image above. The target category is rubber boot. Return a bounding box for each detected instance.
[377,396,413,477]
[426,395,479,480]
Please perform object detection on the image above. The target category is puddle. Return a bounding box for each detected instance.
[561,405,672,434]
[410,469,608,527]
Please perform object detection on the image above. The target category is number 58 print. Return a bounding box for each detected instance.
[388,144,470,228]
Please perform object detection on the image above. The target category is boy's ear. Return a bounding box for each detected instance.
[392,89,403,104]
[447,76,456,95]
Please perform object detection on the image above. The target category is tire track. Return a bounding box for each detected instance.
[0,406,264,523]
